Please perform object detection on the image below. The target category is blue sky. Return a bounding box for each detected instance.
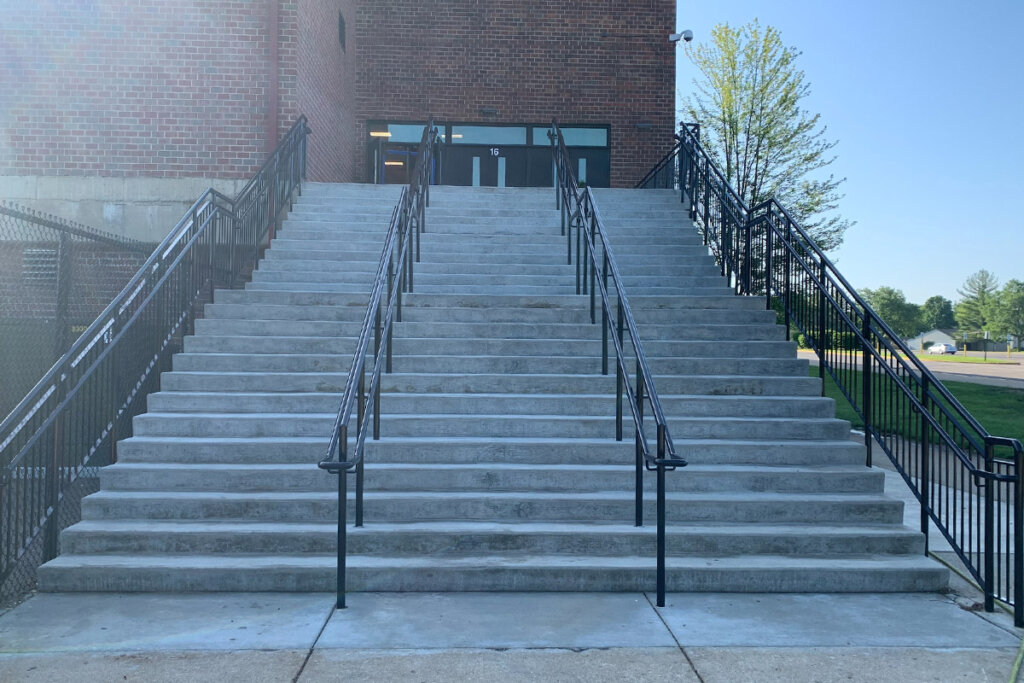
[675,0,1023,305]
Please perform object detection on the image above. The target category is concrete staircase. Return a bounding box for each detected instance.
[38,183,947,593]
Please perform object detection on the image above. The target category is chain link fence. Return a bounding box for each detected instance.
[0,203,150,419]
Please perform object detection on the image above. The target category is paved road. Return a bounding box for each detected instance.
[798,349,1024,389]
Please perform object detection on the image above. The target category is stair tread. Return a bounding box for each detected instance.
[64,519,915,534]
[85,490,897,502]
[42,554,942,570]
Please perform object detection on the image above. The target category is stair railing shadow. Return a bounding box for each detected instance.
[318,119,436,609]
[549,118,688,607]
[0,116,311,602]
[637,122,1024,626]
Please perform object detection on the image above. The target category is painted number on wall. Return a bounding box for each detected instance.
[490,148,501,156]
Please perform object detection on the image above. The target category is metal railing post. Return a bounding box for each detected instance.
[862,313,873,466]
[984,440,996,613]
[575,207,582,291]
[656,424,667,608]
[616,303,624,441]
[336,427,348,609]
[635,372,645,527]
[566,192,572,264]
[1015,448,1023,627]
[356,371,365,528]
[919,377,930,554]
[589,216,596,325]
[374,303,382,439]
[817,255,827,390]
[764,221,773,310]
[53,232,72,359]
[601,253,609,376]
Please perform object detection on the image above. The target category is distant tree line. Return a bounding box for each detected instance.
[860,269,1024,348]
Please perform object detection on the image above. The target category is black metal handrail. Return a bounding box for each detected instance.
[550,119,687,607]
[318,119,436,609]
[0,116,311,600]
[640,122,1023,626]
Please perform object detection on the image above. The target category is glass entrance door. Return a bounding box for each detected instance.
[366,121,611,188]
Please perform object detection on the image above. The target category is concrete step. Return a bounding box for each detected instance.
[251,259,715,278]
[204,300,778,328]
[115,436,865,467]
[78,490,904,525]
[37,554,947,593]
[131,412,850,440]
[169,352,808,376]
[146,391,835,418]
[158,371,824,396]
[59,520,920,557]
[181,334,796,360]
[190,318,792,346]
[96,463,883,496]
[182,331,790,358]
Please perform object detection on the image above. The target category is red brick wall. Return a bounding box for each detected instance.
[1,1,670,186]
[0,1,274,179]
[287,0,358,182]
[354,0,676,187]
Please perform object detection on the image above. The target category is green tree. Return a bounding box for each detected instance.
[954,269,1000,335]
[683,20,852,250]
[861,286,924,339]
[988,280,1024,347]
[920,295,956,330]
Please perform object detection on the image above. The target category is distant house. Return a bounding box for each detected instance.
[906,329,957,351]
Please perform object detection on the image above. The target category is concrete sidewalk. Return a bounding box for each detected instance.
[0,588,1019,682]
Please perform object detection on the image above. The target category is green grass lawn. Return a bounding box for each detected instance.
[815,367,1024,446]
[917,354,1018,365]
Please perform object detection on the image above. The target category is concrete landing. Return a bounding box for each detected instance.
[0,589,1018,682]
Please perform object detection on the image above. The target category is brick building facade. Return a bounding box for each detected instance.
[0,0,675,238]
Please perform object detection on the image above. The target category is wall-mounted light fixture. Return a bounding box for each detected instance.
[384,160,404,166]
[369,130,392,138]
[480,107,498,117]
[635,122,653,131]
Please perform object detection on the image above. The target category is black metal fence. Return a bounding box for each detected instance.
[638,122,1023,626]
[551,119,687,607]
[319,120,436,609]
[0,116,310,603]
